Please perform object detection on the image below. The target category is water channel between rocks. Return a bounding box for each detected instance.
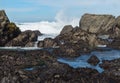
[58,48,120,73]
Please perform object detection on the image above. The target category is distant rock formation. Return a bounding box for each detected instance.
[0,10,42,47]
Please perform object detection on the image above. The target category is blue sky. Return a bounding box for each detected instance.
[0,0,120,22]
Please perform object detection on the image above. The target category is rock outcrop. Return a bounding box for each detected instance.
[54,13,120,57]
[60,25,73,35]
[38,38,58,48]
[54,26,99,57]
[5,30,38,47]
[108,38,120,49]
[0,10,21,46]
[79,13,115,34]
[0,10,9,28]
[33,30,42,36]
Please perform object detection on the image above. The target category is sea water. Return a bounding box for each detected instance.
[58,49,120,73]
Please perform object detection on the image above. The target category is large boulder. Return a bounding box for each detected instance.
[0,10,21,46]
[79,13,115,34]
[5,30,38,47]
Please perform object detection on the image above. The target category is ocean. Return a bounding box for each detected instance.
[16,14,79,40]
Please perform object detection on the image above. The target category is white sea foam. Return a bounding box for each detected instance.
[16,11,79,35]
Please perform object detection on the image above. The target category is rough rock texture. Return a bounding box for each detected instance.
[55,27,99,57]
[100,58,120,81]
[87,55,100,66]
[38,38,58,48]
[5,30,38,47]
[25,42,35,47]
[54,13,120,57]
[0,49,119,83]
[79,13,115,34]
[53,43,81,57]
[108,38,120,49]
[60,25,73,35]
[114,16,120,28]
[0,10,21,46]
[109,16,120,38]
[53,40,90,57]
[33,30,42,36]
[0,10,9,28]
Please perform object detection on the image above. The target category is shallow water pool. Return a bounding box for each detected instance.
[58,48,120,73]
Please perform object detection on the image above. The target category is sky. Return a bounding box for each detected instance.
[0,0,120,22]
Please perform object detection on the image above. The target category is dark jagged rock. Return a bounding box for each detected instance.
[0,10,10,28]
[109,16,120,38]
[87,55,100,66]
[100,59,120,81]
[5,30,38,47]
[108,38,120,49]
[25,42,35,47]
[53,40,90,57]
[55,27,99,57]
[0,50,114,83]
[0,10,21,46]
[54,14,120,57]
[38,38,58,48]
[79,13,115,34]
[33,30,42,36]
[54,43,81,57]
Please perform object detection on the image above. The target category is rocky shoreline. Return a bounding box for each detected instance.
[1,10,120,82]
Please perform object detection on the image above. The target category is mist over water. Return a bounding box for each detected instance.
[16,11,80,35]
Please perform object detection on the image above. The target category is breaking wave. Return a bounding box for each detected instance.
[16,11,80,35]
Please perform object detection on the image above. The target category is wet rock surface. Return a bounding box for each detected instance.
[0,50,119,83]
[5,30,38,47]
[38,38,58,48]
[100,58,120,82]
[0,10,21,46]
[108,39,120,49]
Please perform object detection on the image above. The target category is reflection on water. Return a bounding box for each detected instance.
[24,67,34,71]
[58,49,120,73]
